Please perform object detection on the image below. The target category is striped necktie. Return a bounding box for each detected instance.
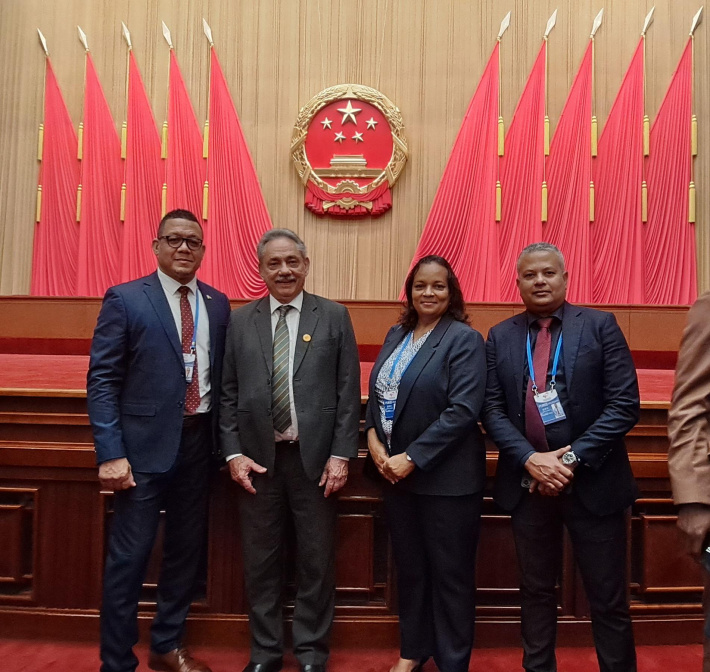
[272,305,293,432]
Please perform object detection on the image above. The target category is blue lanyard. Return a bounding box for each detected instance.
[190,290,200,354]
[388,332,414,382]
[526,330,562,393]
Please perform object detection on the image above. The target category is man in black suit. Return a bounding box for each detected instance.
[482,242,639,672]
[88,209,231,672]
[219,229,361,672]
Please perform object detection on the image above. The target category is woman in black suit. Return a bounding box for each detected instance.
[365,255,487,672]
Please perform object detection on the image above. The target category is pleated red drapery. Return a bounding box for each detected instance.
[120,51,163,283]
[31,59,80,296]
[644,40,696,305]
[544,42,593,303]
[166,50,204,220]
[498,42,547,301]
[76,54,123,297]
[401,44,500,302]
[591,40,645,304]
[201,48,270,299]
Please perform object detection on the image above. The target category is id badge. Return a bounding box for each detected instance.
[534,389,566,425]
[183,352,196,383]
[383,389,397,421]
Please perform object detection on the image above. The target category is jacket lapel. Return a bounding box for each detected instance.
[392,315,454,426]
[561,302,583,390]
[143,272,183,365]
[294,292,319,376]
[508,314,527,417]
[197,280,218,368]
[369,326,407,400]
[254,297,274,374]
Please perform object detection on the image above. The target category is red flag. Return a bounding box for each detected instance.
[31,60,80,296]
[76,54,123,296]
[498,42,547,301]
[644,40,696,304]
[401,44,500,302]
[166,50,204,219]
[591,40,645,304]
[544,42,593,303]
[201,48,270,298]
[120,51,163,282]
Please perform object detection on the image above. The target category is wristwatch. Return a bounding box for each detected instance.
[405,453,413,462]
[561,451,579,467]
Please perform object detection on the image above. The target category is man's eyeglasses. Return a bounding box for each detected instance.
[159,235,203,251]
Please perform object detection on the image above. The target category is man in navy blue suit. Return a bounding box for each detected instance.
[482,243,639,672]
[88,209,230,672]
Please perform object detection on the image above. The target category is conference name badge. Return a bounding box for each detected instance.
[183,352,196,384]
[383,389,397,421]
[534,389,566,425]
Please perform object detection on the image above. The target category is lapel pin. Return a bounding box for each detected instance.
[303,334,311,342]
[206,294,212,299]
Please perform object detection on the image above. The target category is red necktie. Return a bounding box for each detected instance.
[525,317,553,451]
[179,286,200,415]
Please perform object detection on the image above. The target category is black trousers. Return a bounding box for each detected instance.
[237,442,337,666]
[511,491,637,672]
[384,486,482,672]
[100,414,212,672]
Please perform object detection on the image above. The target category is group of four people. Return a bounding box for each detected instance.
[88,208,641,672]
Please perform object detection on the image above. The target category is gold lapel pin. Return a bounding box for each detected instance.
[303,334,311,342]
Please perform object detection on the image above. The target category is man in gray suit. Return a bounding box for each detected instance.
[219,229,361,672]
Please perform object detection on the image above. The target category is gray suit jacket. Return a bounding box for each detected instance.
[219,291,361,480]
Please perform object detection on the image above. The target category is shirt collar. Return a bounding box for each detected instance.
[269,291,304,315]
[526,302,565,327]
[157,268,199,296]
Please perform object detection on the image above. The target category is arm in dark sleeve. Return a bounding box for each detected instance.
[406,328,486,471]
[86,289,129,465]
[218,311,243,459]
[570,313,640,469]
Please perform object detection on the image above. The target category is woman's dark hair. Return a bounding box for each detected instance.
[399,255,469,331]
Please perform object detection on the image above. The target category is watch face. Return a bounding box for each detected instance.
[562,452,577,465]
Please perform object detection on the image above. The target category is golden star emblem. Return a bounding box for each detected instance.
[352,132,364,143]
[334,131,346,143]
[366,118,378,130]
[321,117,332,130]
[337,100,362,125]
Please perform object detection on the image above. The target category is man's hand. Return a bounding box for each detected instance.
[525,446,574,493]
[319,457,349,497]
[528,479,561,496]
[382,453,416,484]
[98,458,136,491]
[677,503,710,561]
[228,455,267,495]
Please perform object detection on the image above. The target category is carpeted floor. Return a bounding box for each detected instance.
[0,641,702,672]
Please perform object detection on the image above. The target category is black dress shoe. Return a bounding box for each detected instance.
[300,665,326,672]
[242,661,283,672]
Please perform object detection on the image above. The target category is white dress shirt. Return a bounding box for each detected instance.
[157,268,212,414]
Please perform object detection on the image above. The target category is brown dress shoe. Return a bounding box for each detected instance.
[148,647,212,672]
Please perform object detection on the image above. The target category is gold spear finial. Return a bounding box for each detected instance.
[642,7,655,36]
[544,9,558,39]
[37,29,49,57]
[690,6,703,35]
[162,21,174,50]
[590,8,604,39]
[121,22,132,50]
[498,12,511,41]
[203,18,214,47]
[77,25,89,52]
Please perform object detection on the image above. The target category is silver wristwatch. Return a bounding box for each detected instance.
[561,451,579,467]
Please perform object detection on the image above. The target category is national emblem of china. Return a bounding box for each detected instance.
[290,84,408,217]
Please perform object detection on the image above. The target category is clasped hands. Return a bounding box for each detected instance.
[524,445,576,496]
[367,430,415,485]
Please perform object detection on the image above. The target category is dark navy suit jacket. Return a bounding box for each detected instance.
[87,271,230,473]
[482,302,640,516]
[365,315,487,496]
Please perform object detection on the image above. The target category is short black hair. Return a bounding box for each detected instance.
[157,209,202,238]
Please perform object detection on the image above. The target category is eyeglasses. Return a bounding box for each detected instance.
[159,235,203,251]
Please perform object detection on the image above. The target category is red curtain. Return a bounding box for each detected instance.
[167,50,204,219]
[120,51,163,283]
[200,49,269,298]
[544,42,593,303]
[591,40,645,304]
[644,40,696,305]
[76,54,123,297]
[498,42,547,301]
[401,44,500,302]
[31,59,80,296]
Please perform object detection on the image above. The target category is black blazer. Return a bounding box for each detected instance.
[482,302,640,516]
[365,315,487,496]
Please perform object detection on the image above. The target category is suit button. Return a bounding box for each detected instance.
[178,401,183,407]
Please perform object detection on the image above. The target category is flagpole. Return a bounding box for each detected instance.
[76,26,89,223]
[120,22,132,222]
[541,10,557,223]
[161,21,173,216]
[36,30,50,223]
[202,18,214,221]
[496,12,510,222]
[589,9,603,222]
[640,7,654,223]
[689,6,703,223]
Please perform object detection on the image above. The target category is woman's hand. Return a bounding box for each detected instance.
[367,428,389,472]
[382,453,416,484]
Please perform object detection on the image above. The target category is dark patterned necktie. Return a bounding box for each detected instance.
[272,305,292,432]
[525,317,553,451]
[179,286,200,415]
